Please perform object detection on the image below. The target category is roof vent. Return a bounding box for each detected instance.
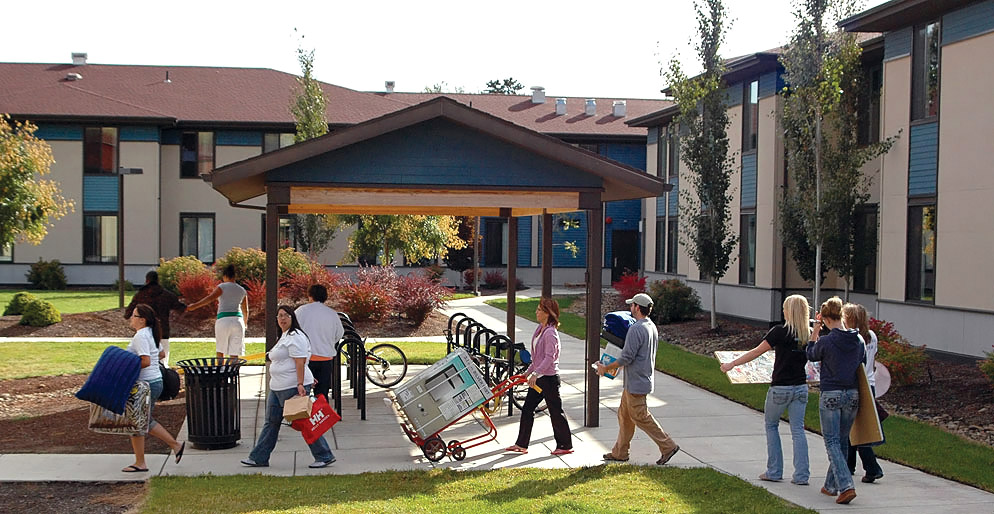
[164,70,171,83]
[612,100,627,117]
[530,86,545,104]
[385,80,395,93]
[555,98,567,115]
[71,52,87,66]
[585,99,596,116]
[66,73,82,81]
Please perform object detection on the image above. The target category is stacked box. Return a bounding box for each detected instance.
[394,348,492,438]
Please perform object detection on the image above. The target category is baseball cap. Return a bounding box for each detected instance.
[625,293,653,307]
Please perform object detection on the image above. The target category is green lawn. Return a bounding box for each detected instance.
[491,296,994,493]
[143,467,813,514]
[0,289,134,315]
[487,296,586,338]
[378,341,447,365]
[444,292,478,301]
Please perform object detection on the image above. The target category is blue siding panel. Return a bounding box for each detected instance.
[600,143,647,170]
[216,131,263,146]
[34,124,83,140]
[553,212,587,267]
[943,0,994,45]
[83,175,119,212]
[758,72,778,98]
[268,119,603,189]
[724,82,743,107]
[656,195,667,217]
[908,122,939,196]
[885,27,913,60]
[517,216,531,267]
[741,153,758,208]
[119,126,159,142]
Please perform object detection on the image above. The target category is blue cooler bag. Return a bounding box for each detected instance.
[602,311,635,347]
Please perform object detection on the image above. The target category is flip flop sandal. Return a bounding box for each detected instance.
[505,445,528,454]
[175,441,186,464]
[122,465,149,473]
[551,448,574,456]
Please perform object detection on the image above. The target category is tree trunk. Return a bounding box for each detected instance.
[813,108,823,310]
[710,277,717,330]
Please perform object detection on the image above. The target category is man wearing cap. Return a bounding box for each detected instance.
[597,292,680,465]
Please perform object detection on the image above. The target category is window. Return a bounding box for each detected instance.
[0,242,12,262]
[742,80,759,152]
[656,126,668,177]
[668,125,680,177]
[906,203,936,302]
[180,132,214,178]
[180,214,215,263]
[858,64,883,145]
[738,212,756,285]
[260,214,301,251]
[83,214,117,263]
[263,133,296,153]
[655,219,666,271]
[666,217,678,273]
[483,218,508,266]
[83,127,118,174]
[911,21,940,121]
[852,206,878,292]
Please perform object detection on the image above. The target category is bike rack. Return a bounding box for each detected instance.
[444,312,470,353]
[332,313,367,421]
[443,312,524,417]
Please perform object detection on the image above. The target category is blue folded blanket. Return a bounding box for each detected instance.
[603,311,636,341]
[75,346,141,415]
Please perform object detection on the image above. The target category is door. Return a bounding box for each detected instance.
[611,229,639,282]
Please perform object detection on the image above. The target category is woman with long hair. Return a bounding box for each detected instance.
[241,305,335,468]
[187,264,248,362]
[505,297,573,455]
[842,303,884,483]
[806,296,865,505]
[122,303,185,472]
[720,294,811,485]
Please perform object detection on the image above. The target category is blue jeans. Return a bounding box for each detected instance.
[819,388,859,494]
[147,378,164,431]
[847,385,883,477]
[248,385,334,465]
[764,384,809,482]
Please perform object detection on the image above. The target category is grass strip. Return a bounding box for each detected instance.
[0,289,134,315]
[486,296,586,339]
[374,341,447,365]
[490,297,994,493]
[143,467,813,514]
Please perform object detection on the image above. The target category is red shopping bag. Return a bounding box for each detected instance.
[290,395,341,444]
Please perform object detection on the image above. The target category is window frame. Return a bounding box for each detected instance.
[83,127,119,175]
[738,211,757,285]
[852,204,879,294]
[83,212,118,264]
[910,20,941,122]
[263,132,296,154]
[179,212,216,264]
[179,131,216,179]
[0,242,12,262]
[666,216,678,274]
[857,63,883,146]
[742,80,759,153]
[905,200,937,303]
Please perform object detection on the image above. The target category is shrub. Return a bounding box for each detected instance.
[280,259,346,304]
[463,268,481,288]
[278,248,311,280]
[871,317,927,386]
[395,273,451,324]
[647,279,700,324]
[158,256,208,294]
[214,247,266,283]
[339,265,398,322]
[111,279,134,292]
[3,292,37,316]
[19,299,61,326]
[483,269,507,289]
[424,264,446,284]
[176,269,219,319]
[26,259,67,290]
[515,277,526,291]
[612,271,646,304]
[979,346,994,387]
[243,277,267,323]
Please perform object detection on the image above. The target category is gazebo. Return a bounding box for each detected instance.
[207,96,669,427]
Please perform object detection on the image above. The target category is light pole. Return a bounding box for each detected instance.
[117,167,143,309]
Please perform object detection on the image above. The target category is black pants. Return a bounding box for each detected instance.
[308,359,333,402]
[514,374,572,450]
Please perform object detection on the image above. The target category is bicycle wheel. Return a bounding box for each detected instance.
[366,343,408,388]
[509,357,530,410]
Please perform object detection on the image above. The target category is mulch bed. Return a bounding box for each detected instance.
[0,482,147,514]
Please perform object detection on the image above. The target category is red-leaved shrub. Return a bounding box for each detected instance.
[463,268,480,288]
[395,273,451,325]
[483,269,507,289]
[339,266,398,321]
[870,317,927,386]
[177,269,219,319]
[243,278,267,323]
[612,271,647,305]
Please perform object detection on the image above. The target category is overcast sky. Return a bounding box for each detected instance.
[5,0,886,99]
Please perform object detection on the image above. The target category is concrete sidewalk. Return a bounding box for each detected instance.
[2,293,992,512]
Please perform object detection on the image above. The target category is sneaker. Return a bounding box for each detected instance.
[656,445,680,465]
[836,488,857,504]
[790,478,809,486]
[309,457,337,468]
[861,473,883,483]
[602,452,629,462]
[820,487,836,497]
[240,458,268,467]
[758,473,782,482]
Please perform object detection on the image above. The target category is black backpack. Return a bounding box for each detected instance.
[159,364,181,401]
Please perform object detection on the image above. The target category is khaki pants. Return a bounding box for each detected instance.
[611,390,677,459]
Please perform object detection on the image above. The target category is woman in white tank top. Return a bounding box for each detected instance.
[187,264,248,361]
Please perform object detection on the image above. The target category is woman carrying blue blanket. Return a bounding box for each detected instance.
[806,296,865,505]
[122,303,185,472]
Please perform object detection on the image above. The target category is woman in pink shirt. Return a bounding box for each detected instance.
[506,297,573,455]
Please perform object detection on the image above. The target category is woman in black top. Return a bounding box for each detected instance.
[721,294,811,485]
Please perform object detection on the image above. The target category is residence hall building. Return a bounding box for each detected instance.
[628,0,994,358]
[0,56,670,288]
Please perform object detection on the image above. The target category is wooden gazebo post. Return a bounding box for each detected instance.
[264,187,289,352]
[584,203,603,427]
[542,210,553,297]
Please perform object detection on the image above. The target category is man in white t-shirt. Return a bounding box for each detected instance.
[295,284,344,402]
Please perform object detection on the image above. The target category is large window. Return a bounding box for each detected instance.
[656,126,667,177]
[263,133,296,154]
[911,21,940,121]
[261,215,301,251]
[742,80,759,152]
[483,219,508,266]
[906,203,936,302]
[666,217,678,273]
[180,213,215,263]
[668,125,680,176]
[83,214,117,263]
[858,64,883,145]
[83,127,118,174]
[738,212,756,285]
[180,132,214,178]
[0,242,12,262]
[655,219,665,271]
[852,206,878,293]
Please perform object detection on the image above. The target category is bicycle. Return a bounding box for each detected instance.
[363,342,408,388]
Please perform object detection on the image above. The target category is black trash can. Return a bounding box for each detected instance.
[177,358,246,450]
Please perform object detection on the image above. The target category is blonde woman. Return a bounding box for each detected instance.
[806,296,865,505]
[842,303,884,483]
[721,294,811,485]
